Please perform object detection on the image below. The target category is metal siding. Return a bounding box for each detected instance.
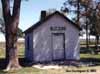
[33,27,52,62]
[25,34,28,59]
[25,32,34,61]
[65,24,80,60]
[25,14,80,62]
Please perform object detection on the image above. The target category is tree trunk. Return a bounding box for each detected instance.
[6,36,20,70]
[85,6,89,52]
[95,35,99,54]
[86,22,89,51]
[6,19,20,71]
[1,0,21,71]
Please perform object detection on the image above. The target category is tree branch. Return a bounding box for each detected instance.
[1,0,11,22]
[12,0,21,20]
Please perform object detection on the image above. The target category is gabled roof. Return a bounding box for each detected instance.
[24,11,81,33]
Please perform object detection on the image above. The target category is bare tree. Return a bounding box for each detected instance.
[1,0,21,70]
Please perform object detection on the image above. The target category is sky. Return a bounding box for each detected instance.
[0,0,67,31]
[18,0,66,31]
[0,0,67,41]
[0,0,99,41]
[0,0,100,31]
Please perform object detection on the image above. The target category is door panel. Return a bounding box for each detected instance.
[52,33,65,60]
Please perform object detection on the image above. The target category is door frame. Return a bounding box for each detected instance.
[51,33,65,61]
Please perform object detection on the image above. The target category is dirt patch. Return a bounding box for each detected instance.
[33,65,63,69]
[32,64,100,74]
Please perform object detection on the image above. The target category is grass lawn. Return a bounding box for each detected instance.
[0,66,100,74]
[80,53,100,59]
[0,67,46,74]
[0,42,25,58]
[0,42,100,74]
[0,48,5,58]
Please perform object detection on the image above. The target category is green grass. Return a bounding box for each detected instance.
[0,67,45,74]
[0,66,100,74]
[0,42,100,74]
[80,53,100,59]
[0,48,5,58]
[0,42,25,58]
[0,48,24,58]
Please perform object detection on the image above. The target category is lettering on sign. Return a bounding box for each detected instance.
[50,26,66,31]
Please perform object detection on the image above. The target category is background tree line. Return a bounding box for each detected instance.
[61,0,100,54]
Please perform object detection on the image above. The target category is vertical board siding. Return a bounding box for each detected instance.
[25,14,80,62]
[33,27,52,62]
[65,23,80,60]
[25,32,34,61]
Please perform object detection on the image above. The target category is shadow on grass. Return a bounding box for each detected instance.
[0,70,8,74]
[0,58,33,70]
[80,58,100,66]
[0,57,100,70]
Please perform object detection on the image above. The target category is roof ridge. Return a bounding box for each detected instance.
[24,11,81,33]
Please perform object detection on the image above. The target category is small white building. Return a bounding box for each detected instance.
[24,11,80,63]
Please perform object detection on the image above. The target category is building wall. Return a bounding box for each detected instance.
[25,32,34,61]
[25,14,80,62]
[65,23,80,60]
[33,23,52,62]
